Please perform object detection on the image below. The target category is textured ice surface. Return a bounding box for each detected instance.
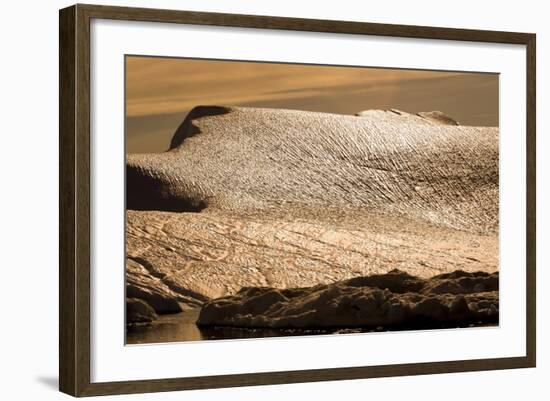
[125,107,499,322]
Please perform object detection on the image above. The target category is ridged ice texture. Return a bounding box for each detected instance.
[356,109,460,126]
[128,106,498,234]
[126,209,497,303]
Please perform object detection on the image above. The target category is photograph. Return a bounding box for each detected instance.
[124,56,500,344]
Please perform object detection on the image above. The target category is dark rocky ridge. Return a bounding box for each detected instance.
[197,269,498,330]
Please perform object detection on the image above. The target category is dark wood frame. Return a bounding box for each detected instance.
[59,3,536,397]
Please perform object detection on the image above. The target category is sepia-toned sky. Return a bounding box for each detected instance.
[126,56,498,153]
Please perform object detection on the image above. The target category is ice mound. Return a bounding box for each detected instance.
[127,106,498,234]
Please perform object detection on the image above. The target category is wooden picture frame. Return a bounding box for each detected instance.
[59,3,536,397]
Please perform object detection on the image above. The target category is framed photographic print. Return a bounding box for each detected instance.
[59,4,536,397]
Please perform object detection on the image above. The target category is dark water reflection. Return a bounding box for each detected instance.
[127,309,203,344]
[126,309,498,345]
[126,309,334,344]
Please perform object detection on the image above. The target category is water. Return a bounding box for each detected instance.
[126,309,203,344]
[126,308,335,344]
[126,309,498,345]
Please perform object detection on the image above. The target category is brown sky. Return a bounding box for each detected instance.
[126,56,498,153]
